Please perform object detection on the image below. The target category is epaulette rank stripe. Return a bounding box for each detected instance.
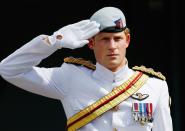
[132,65,166,80]
[64,58,166,80]
[64,57,96,70]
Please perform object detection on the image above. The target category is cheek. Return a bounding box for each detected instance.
[94,47,102,57]
[93,46,106,59]
[118,43,127,54]
[124,39,130,48]
[120,41,129,48]
[93,42,103,52]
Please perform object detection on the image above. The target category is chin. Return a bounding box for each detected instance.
[107,62,120,69]
[108,59,120,65]
[107,60,124,71]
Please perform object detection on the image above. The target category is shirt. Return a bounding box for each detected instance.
[0,35,173,131]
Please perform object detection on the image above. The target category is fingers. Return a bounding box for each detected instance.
[74,20,100,35]
[69,40,89,49]
[79,21,100,39]
[57,19,100,49]
[82,28,100,39]
[77,40,89,47]
[82,23,100,34]
[80,21,100,31]
[74,20,90,27]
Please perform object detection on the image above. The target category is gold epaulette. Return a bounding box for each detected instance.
[64,57,96,70]
[132,65,166,80]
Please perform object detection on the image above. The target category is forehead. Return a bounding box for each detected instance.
[95,31,125,38]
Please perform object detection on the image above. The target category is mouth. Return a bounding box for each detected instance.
[107,53,119,57]
[107,54,119,59]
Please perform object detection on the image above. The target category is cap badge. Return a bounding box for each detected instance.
[114,18,123,28]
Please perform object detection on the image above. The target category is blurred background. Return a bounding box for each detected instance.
[0,0,184,131]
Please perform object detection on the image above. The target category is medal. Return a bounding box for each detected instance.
[146,103,153,122]
[132,103,153,125]
[132,103,139,121]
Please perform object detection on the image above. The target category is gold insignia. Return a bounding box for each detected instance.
[64,57,96,70]
[132,65,166,80]
[131,93,149,101]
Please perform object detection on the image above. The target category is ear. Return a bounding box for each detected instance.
[87,38,94,50]
[125,33,131,48]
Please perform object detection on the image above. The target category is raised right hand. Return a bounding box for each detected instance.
[48,20,100,49]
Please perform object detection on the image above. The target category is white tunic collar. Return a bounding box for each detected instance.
[92,62,130,83]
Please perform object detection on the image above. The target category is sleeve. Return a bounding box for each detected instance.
[0,35,68,100]
[152,81,173,131]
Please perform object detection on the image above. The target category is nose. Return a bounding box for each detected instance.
[108,39,117,50]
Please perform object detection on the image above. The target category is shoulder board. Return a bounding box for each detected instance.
[64,57,96,70]
[132,65,166,80]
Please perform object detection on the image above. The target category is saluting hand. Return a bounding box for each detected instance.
[48,20,100,49]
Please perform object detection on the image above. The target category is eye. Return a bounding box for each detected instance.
[114,37,123,41]
[99,37,110,41]
[102,38,110,40]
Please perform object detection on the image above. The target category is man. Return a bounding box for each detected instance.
[0,7,172,131]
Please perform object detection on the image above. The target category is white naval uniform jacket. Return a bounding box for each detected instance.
[0,35,173,131]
